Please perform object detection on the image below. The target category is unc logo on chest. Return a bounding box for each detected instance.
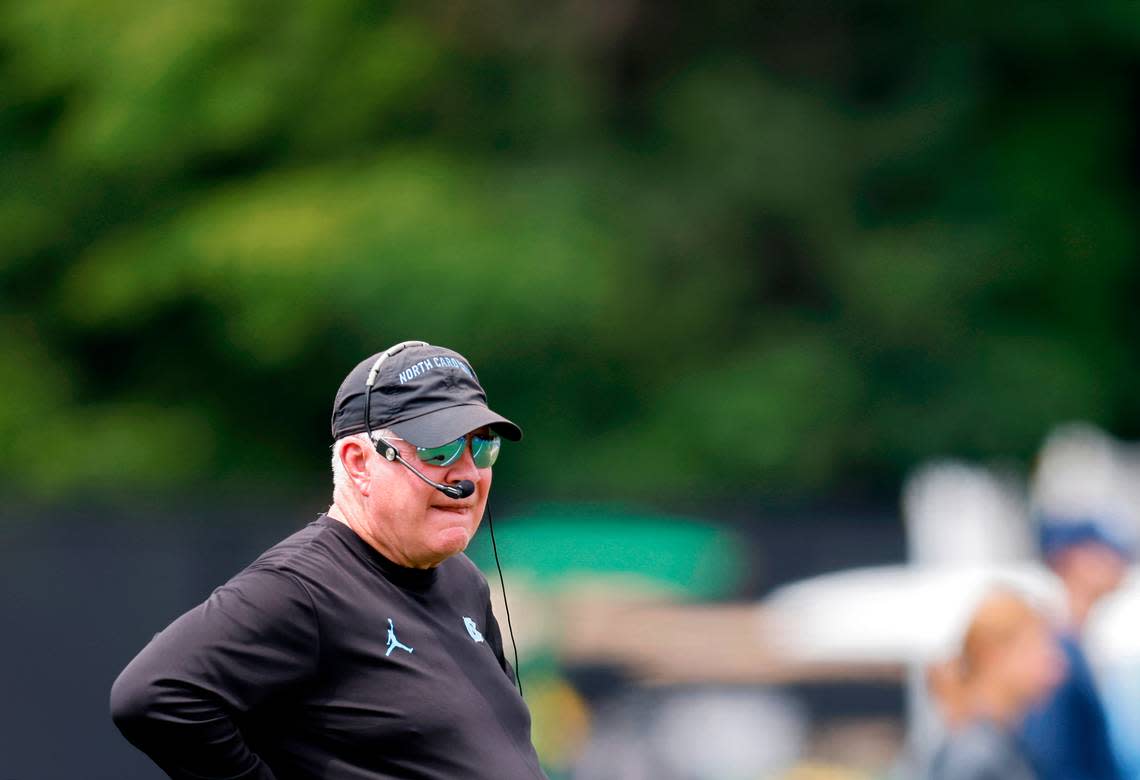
[462,616,484,643]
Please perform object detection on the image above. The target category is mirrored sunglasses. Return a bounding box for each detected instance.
[414,433,501,469]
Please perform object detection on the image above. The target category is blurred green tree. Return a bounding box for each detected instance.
[1,0,1137,504]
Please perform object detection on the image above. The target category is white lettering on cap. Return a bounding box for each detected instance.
[397,354,475,384]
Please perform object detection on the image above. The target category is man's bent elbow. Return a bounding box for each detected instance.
[109,661,158,738]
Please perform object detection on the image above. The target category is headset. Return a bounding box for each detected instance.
[360,340,524,695]
[364,341,475,500]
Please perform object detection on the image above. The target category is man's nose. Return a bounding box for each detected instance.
[446,442,480,482]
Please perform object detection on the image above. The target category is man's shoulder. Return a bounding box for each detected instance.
[242,516,345,583]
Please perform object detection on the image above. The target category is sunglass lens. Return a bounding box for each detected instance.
[471,435,501,468]
[417,437,465,466]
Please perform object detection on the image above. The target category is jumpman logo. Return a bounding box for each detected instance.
[385,618,414,657]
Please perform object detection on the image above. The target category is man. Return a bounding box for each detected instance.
[111,340,547,780]
[1018,519,1130,780]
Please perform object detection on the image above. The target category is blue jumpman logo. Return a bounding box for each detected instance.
[386,618,414,657]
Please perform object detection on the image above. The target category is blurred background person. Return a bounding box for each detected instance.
[1020,427,1136,780]
[928,589,1066,780]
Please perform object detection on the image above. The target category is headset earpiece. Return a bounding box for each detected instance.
[364,341,429,466]
[373,436,398,462]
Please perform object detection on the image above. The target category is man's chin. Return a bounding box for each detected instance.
[429,525,473,557]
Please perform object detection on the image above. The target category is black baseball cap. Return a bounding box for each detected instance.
[331,341,522,448]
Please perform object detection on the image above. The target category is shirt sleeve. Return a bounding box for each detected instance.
[109,567,320,780]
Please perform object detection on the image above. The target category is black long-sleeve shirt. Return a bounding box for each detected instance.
[110,514,547,780]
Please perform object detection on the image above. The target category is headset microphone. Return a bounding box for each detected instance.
[446,479,475,499]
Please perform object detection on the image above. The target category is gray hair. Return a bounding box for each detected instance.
[331,428,397,490]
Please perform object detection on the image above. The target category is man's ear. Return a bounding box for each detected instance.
[339,438,374,495]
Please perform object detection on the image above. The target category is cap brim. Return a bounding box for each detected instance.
[388,404,523,448]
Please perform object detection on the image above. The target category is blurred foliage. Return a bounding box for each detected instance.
[1,0,1139,503]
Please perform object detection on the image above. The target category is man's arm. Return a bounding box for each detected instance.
[110,567,319,780]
